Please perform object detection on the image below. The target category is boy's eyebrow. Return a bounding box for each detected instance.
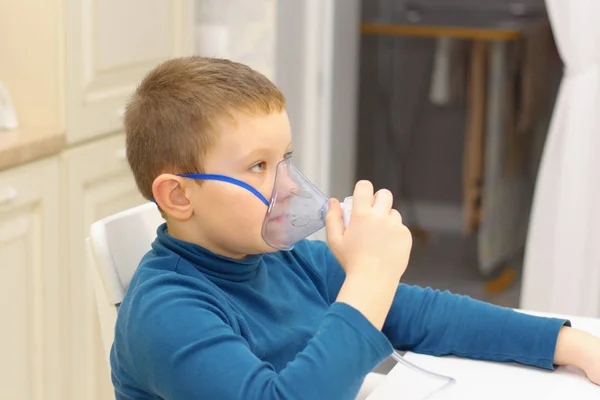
[242,142,293,160]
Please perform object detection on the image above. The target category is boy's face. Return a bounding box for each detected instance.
[186,110,293,258]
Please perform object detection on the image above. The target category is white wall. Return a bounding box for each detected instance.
[327,1,361,200]
[275,0,361,201]
[194,0,277,80]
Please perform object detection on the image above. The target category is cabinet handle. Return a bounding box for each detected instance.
[117,147,127,161]
[0,187,18,206]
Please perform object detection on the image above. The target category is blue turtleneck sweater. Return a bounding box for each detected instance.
[110,224,569,400]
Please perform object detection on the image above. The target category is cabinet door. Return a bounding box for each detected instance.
[0,158,63,400]
[65,0,195,144]
[62,134,146,400]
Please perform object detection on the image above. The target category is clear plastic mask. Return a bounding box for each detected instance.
[261,157,331,250]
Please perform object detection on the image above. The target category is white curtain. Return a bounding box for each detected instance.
[521,0,600,317]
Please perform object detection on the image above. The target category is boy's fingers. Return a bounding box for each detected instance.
[372,189,393,215]
[390,208,403,224]
[325,198,344,245]
[353,180,374,214]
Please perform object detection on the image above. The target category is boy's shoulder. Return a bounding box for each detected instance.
[125,246,215,299]
[115,250,233,350]
[119,248,222,321]
[111,251,238,380]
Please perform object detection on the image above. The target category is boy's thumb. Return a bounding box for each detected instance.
[325,198,344,245]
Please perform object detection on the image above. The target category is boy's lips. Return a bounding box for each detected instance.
[270,214,288,223]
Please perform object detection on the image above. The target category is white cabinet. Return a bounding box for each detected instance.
[1,1,195,397]
[61,133,146,400]
[2,0,194,142]
[0,157,63,400]
[65,0,195,143]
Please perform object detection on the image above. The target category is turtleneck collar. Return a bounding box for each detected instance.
[155,223,263,282]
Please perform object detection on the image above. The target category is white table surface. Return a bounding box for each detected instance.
[368,310,600,399]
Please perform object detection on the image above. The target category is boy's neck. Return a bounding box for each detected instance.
[166,221,248,260]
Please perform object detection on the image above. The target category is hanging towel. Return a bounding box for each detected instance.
[429,37,468,106]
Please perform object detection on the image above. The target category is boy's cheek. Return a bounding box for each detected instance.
[231,199,269,232]
[199,186,270,244]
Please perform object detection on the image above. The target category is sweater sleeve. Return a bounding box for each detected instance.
[382,284,571,370]
[115,276,393,400]
[303,241,571,371]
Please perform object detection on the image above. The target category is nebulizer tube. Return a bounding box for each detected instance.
[391,350,456,396]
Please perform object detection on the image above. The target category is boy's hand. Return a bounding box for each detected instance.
[326,180,412,281]
[326,180,412,330]
[584,353,600,385]
[554,326,600,385]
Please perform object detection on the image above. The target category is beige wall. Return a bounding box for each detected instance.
[0,0,64,131]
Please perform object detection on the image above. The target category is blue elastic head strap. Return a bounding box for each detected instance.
[176,173,270,206]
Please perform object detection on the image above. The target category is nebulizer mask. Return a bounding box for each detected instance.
[260,156,354,250]
[178,156,455,395]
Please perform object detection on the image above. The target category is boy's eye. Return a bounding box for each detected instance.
[250,162,266,173]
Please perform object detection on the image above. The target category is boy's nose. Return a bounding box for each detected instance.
[276,170,297,202]
[268,158,309,206]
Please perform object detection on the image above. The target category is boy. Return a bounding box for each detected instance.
[112,56,600,399]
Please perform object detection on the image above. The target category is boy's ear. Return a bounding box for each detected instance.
[152,174,194,221]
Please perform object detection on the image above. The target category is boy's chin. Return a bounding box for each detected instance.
[262,244,280,254]
[254,240,280,254]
